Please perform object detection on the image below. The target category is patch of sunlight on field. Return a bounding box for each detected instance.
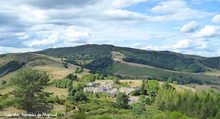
[185,84,220,92]
[44,86,68,98]
[33,64,89,81]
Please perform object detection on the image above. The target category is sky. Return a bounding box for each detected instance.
[0,0,220,57]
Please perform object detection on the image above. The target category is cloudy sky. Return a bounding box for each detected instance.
[0,0,220,57]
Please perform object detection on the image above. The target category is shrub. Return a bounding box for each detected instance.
[54,95,59,103]
[46,97,54,103]
[87,109,107,115]
[49,112,64,118]
[74,110,86,119]
[131,90,139,96]
[58,99,66,105]
[1,80,6,85]
[0,104,3,111]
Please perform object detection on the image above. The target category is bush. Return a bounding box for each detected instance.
[139,95,145,103]
[77,102,101,112]
[1,80,6,85]
[54,95,60,103]
[74,110,86,119]
[1,94,8,100]
[46,97,54,103]
[58,99,66,105]
[49,112,64,118]
[131,90,139,96]
[87,109,107,115]
[100,115,111,119]
[0,104,3,111]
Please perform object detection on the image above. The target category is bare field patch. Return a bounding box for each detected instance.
[0,87,13,95]
[52,103,65,113]
[205,71,220,77]
[120,80,142,87]
[44,86,68,98]
[0,107,25,117]
[33,64,89,80]
[185,84,220,92]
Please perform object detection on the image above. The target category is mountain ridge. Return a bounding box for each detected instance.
[34,44,220,74]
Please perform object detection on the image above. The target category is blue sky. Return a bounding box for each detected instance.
[0,0,220,57]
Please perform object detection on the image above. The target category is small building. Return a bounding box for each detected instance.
[107,88,121,98]
[83,87,95,94]
[119,87,131,95]
[86,82,96,87]
[101,82,118,89]
[93,87,104,94]
[100,81,107,88]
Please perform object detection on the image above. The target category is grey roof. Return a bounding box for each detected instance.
[119,87,130,92]
[107,88,121,94]
[86,82,96,86]
[93,87,104,93]
[84,87,95,92]
[100,81,107,85]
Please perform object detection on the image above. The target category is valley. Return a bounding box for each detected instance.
[0,44,220,118]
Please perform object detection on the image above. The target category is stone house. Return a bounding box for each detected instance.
[107,88,121,98]
[86,82,96,87]
[83,87,95,94]
[119,87,131,95]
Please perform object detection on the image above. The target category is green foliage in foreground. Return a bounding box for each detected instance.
[73,100,192,119]
[154,88,220,119]
[9,68,53,113]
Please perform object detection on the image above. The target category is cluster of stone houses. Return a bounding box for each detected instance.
[84,81,140,98]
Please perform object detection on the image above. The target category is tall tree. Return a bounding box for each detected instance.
[65,100,73,117]
[10,68,53,114]
[113,77,119,84]
[207,88,214,94]
[167,77,173,83]
[145,80,159,97]
[139,79,146,95]
[86,74,96,82]
[116,93,130,109]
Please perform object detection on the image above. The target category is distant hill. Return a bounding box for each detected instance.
[34,44,220,74]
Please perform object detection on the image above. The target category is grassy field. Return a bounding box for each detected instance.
[109,62,220,84]
[185,84,220,92]
[44,86,68,98]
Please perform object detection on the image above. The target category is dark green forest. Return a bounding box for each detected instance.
[198,57,220,70]
[35,44,220,75]
[0,61,25,77]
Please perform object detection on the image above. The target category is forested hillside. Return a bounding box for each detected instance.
[35,44,220,74]
[35,44,114,74]
[113,47,207,73]
[0,61,25,78]
[198,57,220,70]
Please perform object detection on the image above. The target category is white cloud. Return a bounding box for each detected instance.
[151,0,211,21]
[28,26,93,47]
[151,1,187,14]
[212,15,220,23]
[109,0,148,8]
[193,25,220,38]
[132,39,220,57]
[174,39,196,49]
[180,21,200,33]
